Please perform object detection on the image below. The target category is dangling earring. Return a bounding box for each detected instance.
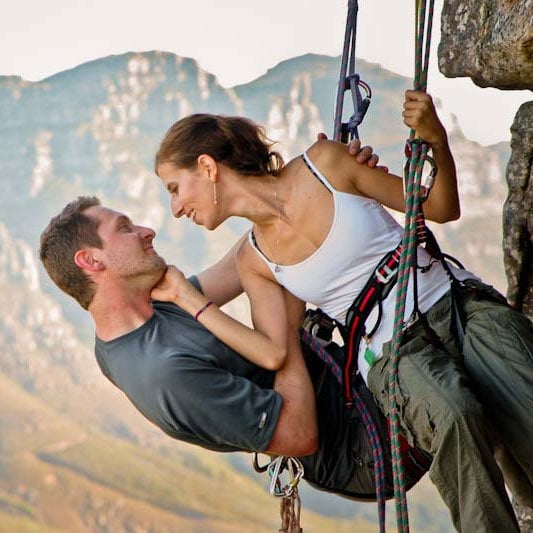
[212,182,218,205]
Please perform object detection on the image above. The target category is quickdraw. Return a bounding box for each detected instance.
[253,454,304,533]
[333,0,372,142]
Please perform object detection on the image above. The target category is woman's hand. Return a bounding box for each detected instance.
[402,90,447,147]
[151,266,206,314]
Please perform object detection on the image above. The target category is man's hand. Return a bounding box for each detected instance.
[316,132,388,172]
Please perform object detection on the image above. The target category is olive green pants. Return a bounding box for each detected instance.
[368,281,533,532]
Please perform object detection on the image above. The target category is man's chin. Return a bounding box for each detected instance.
[153,259,168,284]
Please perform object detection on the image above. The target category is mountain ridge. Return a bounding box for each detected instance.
[0,49,507,531]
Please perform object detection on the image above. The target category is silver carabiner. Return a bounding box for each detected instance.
[268,456,305,498]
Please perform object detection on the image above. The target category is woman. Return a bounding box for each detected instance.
[153,90,466,376]
[153,91,532,531]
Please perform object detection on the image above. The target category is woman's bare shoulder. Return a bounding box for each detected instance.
[235,232,275,279]
[302,140,359,192]
[306,139,347,162]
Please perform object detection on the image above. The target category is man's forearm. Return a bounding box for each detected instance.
[266,330,318,456]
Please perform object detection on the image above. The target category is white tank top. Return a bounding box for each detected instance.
[249,151,476,381]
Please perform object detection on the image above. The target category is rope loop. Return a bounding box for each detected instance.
[279,487,302,533]
[252,452,271,473]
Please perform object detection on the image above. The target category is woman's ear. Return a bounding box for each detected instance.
[74,249,105,272]
[197,154,218,182]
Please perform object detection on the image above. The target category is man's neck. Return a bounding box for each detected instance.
[90,285,155,342]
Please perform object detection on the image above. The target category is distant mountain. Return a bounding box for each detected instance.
[0,49,508,531]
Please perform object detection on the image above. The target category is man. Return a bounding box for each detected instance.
[38,197,412,498]
[39,145,417,500]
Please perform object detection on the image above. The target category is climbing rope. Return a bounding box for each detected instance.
[333,0,372,142]
[388,1,436,531]
[279,488,302,533]
[300,330,388,533]
[258,3,437,532]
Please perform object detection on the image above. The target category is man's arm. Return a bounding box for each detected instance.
[266,291,318,456]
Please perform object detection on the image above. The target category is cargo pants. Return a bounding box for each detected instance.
[367,280,533,532]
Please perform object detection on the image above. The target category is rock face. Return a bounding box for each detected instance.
[439,0,533,89]
[439,2,533,530]
[438,0,533,532]
[503,102,533,320]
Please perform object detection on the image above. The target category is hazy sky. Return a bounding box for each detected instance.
[1,0,530,145]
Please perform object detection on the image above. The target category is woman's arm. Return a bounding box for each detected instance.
[151,263,287,371]
[234,242,318,455]
[152,250,318,455]
[311,90,460,223]
[196,234,245,306]
[402,89,460,221]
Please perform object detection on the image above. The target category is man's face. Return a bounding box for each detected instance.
[85,205,167,285]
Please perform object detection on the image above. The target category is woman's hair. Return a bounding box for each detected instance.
[155,114,284,176]
[39,196,103,310]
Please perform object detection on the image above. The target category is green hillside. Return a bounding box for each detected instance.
[0,370,384,532]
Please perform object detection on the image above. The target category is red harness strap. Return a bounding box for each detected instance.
[343,243,402,402]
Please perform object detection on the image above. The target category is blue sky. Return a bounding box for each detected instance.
[1,0,530,145]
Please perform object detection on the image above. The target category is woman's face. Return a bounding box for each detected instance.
[157,161,218,230]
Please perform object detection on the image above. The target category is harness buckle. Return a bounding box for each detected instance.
[302,308,336,344]
[375,263,397,284]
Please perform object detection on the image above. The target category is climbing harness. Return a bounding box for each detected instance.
[301,329,388,533]
[333,0,371,142]
[343,242,402,403]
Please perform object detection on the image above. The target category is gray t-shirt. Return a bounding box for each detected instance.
[95,279,282,453]
[94,278,376,496]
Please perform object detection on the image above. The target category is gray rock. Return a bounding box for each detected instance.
[503,101,533,320]
[439,0,533,89]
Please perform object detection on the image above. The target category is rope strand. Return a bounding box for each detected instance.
[388,2,437,531]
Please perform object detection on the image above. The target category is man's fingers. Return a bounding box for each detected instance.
[316,132,328,141]
[347,139,362,155]
[355,146,375,163]
[366,154,380,168]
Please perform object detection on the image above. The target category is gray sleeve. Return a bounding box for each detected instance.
[152,354,282,452]
[188,275,202,292]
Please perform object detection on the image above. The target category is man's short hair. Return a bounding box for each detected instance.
[39,196,103,310]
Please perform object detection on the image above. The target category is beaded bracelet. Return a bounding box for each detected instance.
[194,301,213,321]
